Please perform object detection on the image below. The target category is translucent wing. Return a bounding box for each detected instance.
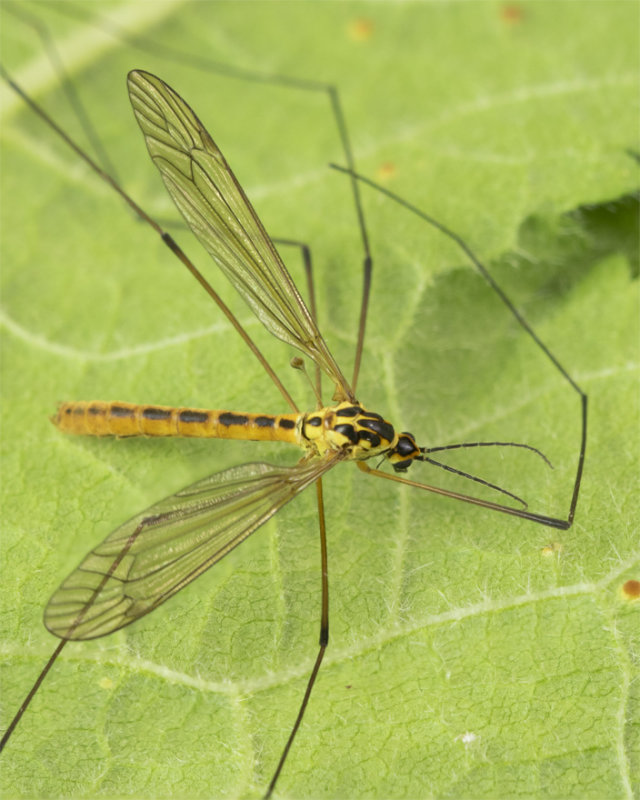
[45,456,340,640]
[127,69,352,400]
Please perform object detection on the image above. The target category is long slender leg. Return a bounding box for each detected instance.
[338,166,587,528]
[264,476,329,798]
[7,3,376,398]
[3,3,119,180]
[269,238,330,795]
[8,1,375,396]
[0,640,67,752]
[31,1,374,396]
[1,511,153,753]
[1,66,297,412]
[357,461,571,530]
[274,237,322,402]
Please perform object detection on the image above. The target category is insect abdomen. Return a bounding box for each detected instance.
[53,401,301,443]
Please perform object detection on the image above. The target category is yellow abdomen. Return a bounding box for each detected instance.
[53,401,301,444]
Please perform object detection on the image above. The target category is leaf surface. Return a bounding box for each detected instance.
[1,2,638,798]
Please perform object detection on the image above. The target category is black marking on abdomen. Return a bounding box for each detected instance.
[255,416,276,428]
[279,418,296,430]
[219,412,249,426]
[179,410,209,424]
[143,407,172,421]
[111,405,135,418]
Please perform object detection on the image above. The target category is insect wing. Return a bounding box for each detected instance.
[127,70,352,399]
[44,456,339,640]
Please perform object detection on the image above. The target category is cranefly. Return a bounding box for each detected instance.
[1,25,586,799]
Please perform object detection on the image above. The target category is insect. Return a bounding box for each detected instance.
[2,3,616,796]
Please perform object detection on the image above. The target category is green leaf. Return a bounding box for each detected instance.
[1,2,638,798]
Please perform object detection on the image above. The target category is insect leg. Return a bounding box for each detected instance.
[338,166,587,528]
[274,238,323,400]
[34,1,374,395]
[2,2,120,180]
[1,64,299,411]
[0,640,67,752]
[264,476,330,798]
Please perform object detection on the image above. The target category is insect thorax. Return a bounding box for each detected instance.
[299,401,421,471]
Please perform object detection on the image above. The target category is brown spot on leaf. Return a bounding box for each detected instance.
[501,4,524,24]
[348,19,374,42]
[376,162,396,181]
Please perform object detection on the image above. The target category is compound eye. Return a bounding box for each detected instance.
[396,434,418,457]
